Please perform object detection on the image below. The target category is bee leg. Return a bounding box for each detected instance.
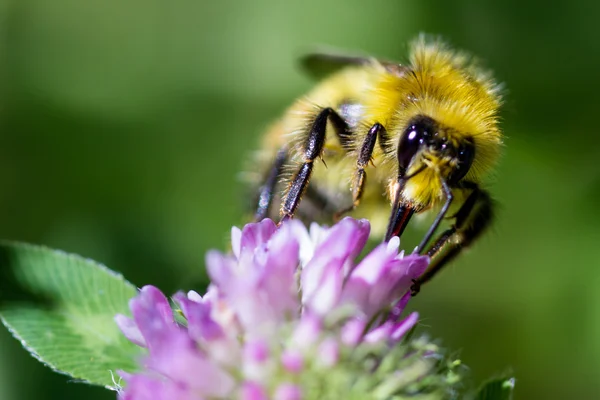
[281,108,349,220]
[335,123,386,219]
[415,178,454,253]
[254,146,288,221]
[410,182,493,295]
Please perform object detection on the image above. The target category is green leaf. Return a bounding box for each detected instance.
[475,377,515,400]
[0,241,144,389]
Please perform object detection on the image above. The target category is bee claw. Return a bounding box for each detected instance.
[279,215,291,226]
[410,279,421,296]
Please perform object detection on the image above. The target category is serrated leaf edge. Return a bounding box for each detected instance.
[0,240,139,389]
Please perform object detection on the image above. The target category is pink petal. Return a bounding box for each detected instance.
[241,382,268,400]
[148,331,234,397]
[223,274,276,337]
[292,314,322,350]
[274,383,302,400]
[173,292,223,341]
[115,314,146,347]
[238,219,277,261]
[390,312,419,341]
[118,374,198,400]
[244,339,270,363]
[341,318,366,346]
[292,221,316,265]
[318,338,339,367]
[363,321,394,343]
[129,286,177,351]
[387,291,412,322]
[259,222,301,319]
[349,240,399,283]
[344,218,371,260]
[344,250,429,318]
[302,218,369,305]
[305,258,342,315]
[205,250,235,289]
[281,349,303,373]
[364,312,419,343]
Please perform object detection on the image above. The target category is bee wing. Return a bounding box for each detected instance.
[300,49,407,80]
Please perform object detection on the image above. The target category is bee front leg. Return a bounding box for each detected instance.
[415,179,454,253]
[254,146,288,221]
[335,123,387,219]
[281,108,349,221]
[410,181,493,295]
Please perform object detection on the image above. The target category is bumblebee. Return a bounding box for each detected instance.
[249,35,503,294]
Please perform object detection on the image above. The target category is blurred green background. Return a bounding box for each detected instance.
[0,0,598,399]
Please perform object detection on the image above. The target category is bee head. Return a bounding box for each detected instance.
[397,115,475,184]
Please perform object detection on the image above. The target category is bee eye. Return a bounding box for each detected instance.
[449,142,475,184]
[397,117,435,174]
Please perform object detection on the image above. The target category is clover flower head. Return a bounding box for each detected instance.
[115,217,459,399]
